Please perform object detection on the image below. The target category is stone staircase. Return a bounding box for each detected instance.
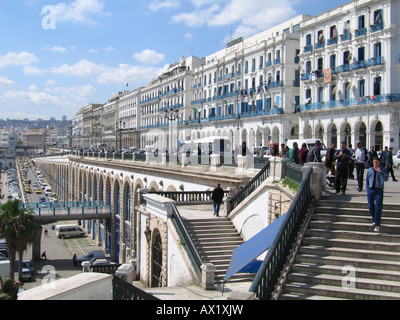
[280,200,400,300]
[183,217,255,284]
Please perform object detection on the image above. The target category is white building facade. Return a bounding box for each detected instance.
[296,0,400,151]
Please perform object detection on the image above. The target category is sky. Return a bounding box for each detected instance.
[0,0,350,121]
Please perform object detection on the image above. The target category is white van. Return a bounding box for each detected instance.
[44,187,53,196]
[286,139,328,158]
[55,225,85,239]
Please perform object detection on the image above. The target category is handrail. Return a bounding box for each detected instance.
[147,190,229,204]
[249,167,313,299]
[227,161,270,214]
[112,276,159,300]
[170,203,203,279]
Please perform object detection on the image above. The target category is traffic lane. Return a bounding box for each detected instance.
[26,166,46,203]
[21,222,83,291]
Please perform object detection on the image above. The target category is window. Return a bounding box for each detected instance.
[374,42,382,58]
[359,79,365,97]
[306,34,312,46]
[259,56,264,69]
[318,87,324,102]
[317,58,323,71]
[374,9,383,25]
[343,51,351,65]
[344,82,350,100]
[374,77,382,96]
[358,47,365,62]
[306,61,312,73]
[317,30,324,43]
[330,25,338,39]
[283,27,290,34]
[330,85,336,101]
[358,15,365,29]
[293,24,300,34]
[343,20,351,34]
[276,71,281,82]
[330,55,336,69]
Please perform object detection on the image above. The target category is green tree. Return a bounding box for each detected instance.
[0,199,39,281]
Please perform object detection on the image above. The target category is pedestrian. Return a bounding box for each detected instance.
[298,143,308,166]
[44,228,48,237]
[333,141,352,195]
[348,144,355,179]
[386,147,397,181]
[368,146,378,168]
[306,140,322,163]
[380,146,388,168]
[241,141,247,157]
[41,251,47,260]
[289,142,300,164]
[0,278,20,300]
[353,140,369,192]
[211,184,225,217]
[73,254,78,267]
[324,144,336,176]
[366,157,389,232]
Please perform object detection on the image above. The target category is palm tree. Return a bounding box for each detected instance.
[0,199,39,281]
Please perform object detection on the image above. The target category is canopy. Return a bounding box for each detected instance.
[224,214,286,282]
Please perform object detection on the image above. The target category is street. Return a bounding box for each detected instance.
[0,160,105,291]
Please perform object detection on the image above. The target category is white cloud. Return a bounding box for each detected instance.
[23,66,45,76]
[97,64,164,85]
[44,45,67,53]
[3,84,97,109]
[149,0,181,11]
[184,32,193,41]
[104,46,116,52]
[45,80,57,86]
[133,49,165,65]
[51,59,105,77]
[0,52,39,69]
[52,0,111,24]
[172,0,296,38]
[0,77,15,87]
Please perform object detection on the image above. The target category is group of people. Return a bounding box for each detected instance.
[288,139,397,233]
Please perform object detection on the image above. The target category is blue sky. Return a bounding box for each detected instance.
[0,0,350,120]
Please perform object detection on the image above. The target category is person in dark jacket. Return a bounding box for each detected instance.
[306,140,322,163]
[324,144,336,176]
[333,141,351,195]
[298,143,308,166]
[211,184,225,217]
[386,147,397,181]
[0,278,20,300]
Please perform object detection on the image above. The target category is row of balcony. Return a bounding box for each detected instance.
[301,57,385,81]
[304,24,384,53]
[187,108,284,125]
[296,94,400,113]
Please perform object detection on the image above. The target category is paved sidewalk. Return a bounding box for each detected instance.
[322,173,400,204]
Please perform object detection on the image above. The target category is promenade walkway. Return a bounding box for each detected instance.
[322,174,400,205]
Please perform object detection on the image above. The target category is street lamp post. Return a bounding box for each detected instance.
[116,121,126,151]
[163,108,180,158]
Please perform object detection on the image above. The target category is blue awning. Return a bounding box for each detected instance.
[224,214,286,282]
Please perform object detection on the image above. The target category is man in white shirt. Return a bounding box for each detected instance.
[353,140,368,192]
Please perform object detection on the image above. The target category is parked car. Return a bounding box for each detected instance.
[77,250,105,263]
[394,154,400,169]
[20,268,32,282]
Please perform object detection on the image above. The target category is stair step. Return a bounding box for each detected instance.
[284,282,400,300]
[291,263,400,282]
[295,253,400,272]
[317,201,400,211]
[281,293,348,300]
[312,213,400,225]
[306,228,400,243]
[309,220,400,233]
[299,245,400,262]
[316,207,400,218]
[303,236,400,253]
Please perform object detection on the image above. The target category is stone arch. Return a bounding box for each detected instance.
[240,214,264,241]
[166,185,177,192]
[105,174,112,206]
[355,120,367,147]
[370,119,384,151]
[303,123,312,139]
[249,128,256,149]
[148,181,159,192]
[340,121,352,147]
[327,122,338,148]
[290,125,300,140]
[263,127,272,146]
[315,123,324,143]
[272,126,280,144]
